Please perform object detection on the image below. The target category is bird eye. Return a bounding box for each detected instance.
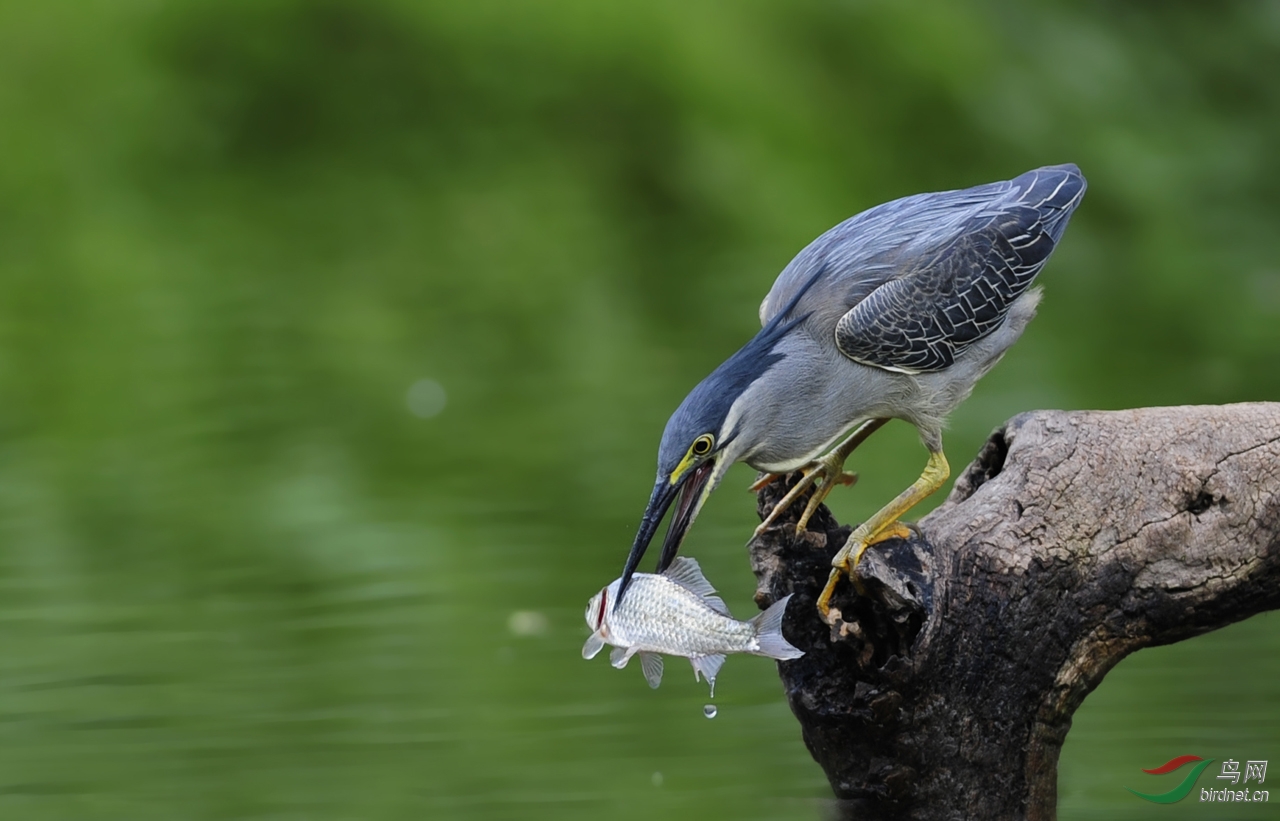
[691,434,714,457]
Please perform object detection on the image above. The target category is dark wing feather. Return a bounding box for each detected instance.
[834,165,1085,373]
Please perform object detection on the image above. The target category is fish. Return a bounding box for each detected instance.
[582,557,804,694]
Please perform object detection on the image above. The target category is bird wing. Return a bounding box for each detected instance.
[759,165,1085,373]
[759,181,1014,328]
[834,167,1084,373]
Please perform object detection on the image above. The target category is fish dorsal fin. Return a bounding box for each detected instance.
[690,654,726,696]
[610,646,633,669]
[663,557,716,596]
[639,653,664,689]
[663,557,731,616]
[582,630,607,660]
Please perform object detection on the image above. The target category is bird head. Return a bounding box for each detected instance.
[614,331,792,606]
[613,264,826,608]
[614,387,740,607]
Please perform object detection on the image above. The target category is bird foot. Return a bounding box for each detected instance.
[752,453,858,539]
[815,521,912,623]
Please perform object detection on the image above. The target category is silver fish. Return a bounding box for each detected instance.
[582,557,804,693]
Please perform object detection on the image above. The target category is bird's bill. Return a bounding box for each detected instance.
[656,459,715,574]
[616,478,680,609]
[616,459,715,609]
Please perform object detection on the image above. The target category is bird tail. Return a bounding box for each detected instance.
[749,594,805,660]
[1012,163,1087,242]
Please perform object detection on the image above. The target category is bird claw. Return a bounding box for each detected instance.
[753,420,888,542]
[795,469,857,534]
[748,472,781,493]
[817,568,843,625]
[816,538,866,624]
[752,456,859,540]
[814,521,912,623]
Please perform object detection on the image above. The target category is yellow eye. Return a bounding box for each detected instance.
[691,434,714,457]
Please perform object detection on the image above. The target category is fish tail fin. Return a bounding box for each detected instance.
[749,594,804,661]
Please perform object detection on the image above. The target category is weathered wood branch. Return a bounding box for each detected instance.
[749,404,1280,821]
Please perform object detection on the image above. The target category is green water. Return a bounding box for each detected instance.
[1,1,1278,818]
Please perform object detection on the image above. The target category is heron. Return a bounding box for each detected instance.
[616,164,1086,621]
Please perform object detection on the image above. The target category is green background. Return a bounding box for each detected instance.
[0,1,1276,818]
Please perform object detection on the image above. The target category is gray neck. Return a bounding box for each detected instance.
[728,331,883,473]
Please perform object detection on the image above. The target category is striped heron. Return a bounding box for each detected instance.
[617,165,1086,620]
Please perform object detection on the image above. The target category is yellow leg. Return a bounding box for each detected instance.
[817,449,950,622]
[753,419,889,538]
[748,472,780,493]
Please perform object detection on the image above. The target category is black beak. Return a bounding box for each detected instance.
[616,478,678,610]
[656,460,714,573]
[615,460,715,609]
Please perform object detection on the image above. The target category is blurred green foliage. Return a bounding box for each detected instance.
[0,1,1277,818]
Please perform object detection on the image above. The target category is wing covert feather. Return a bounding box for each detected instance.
[836,203,1063,373]
[759,165,1085,373]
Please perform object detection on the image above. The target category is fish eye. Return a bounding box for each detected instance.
[691,434,714,457]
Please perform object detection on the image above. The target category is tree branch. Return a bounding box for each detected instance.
[748,404,1280,821]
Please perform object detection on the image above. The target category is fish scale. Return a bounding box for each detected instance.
[606,575,756,657]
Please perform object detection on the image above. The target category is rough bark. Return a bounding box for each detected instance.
[749,403,1280,821]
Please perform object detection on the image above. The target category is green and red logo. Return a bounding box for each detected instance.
[1128,755,1215,803]
[1129,755,1270,804]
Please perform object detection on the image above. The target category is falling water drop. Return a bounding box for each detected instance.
[703,704,718,719]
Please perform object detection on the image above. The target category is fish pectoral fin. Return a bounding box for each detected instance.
[582,630,607,660]
[662,558,732,617]
[690,654,725,693]
[610,646,634,669]
[639,653,664,689]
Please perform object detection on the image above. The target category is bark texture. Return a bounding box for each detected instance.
[749,403,1280,821]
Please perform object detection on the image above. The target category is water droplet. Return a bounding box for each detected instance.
[703,704,718,719]
[406,379,447,418]
[651,771,664,787]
